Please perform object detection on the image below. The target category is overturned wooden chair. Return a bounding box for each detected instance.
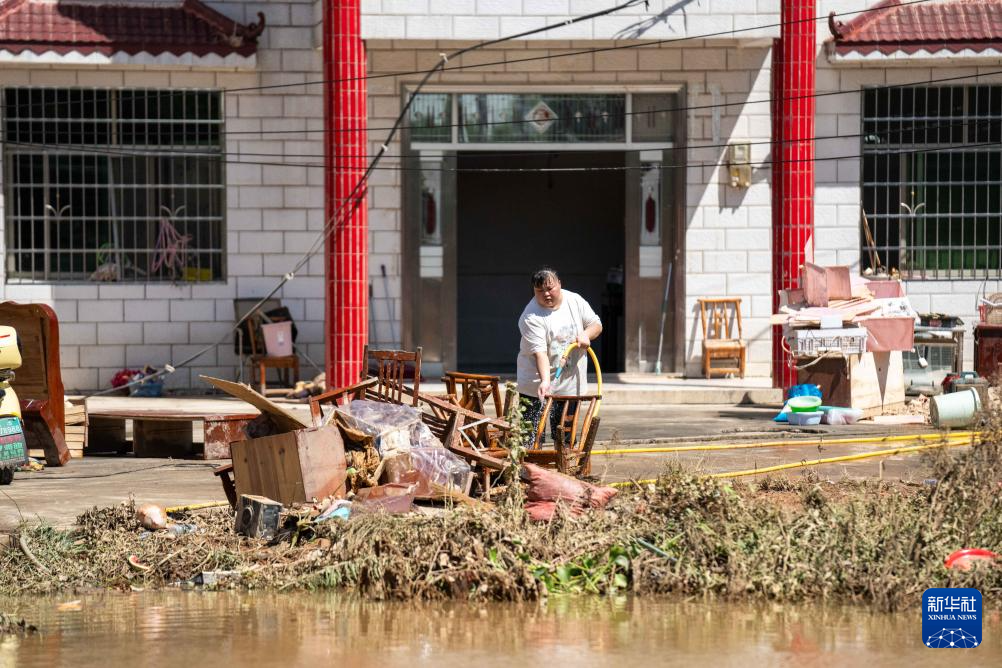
[524,394,601,476]
[698,297,746,379]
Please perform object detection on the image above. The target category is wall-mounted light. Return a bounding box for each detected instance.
[726,143,752,188]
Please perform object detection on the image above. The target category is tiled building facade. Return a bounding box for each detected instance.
[0,0,999,390]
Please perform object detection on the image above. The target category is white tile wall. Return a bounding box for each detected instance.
[0,0,993,388]
[361,0,780,41]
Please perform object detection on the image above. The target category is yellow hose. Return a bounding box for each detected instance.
[608,434,977,487]
[553,341,603,413]
[590,431,977,456]
[707,437,974,479]
[165,501,230,513]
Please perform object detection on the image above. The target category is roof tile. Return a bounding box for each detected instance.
[829,0,1002,56]
[0,0,265,58]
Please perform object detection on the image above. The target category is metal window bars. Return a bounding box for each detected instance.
[861,84,1002,280]
[3,87,225,283]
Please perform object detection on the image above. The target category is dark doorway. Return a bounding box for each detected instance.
[456,151,626,373]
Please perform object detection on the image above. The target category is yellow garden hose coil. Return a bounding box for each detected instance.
[552,341,603,415]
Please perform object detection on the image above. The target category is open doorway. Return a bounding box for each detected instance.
[456,151,626,374]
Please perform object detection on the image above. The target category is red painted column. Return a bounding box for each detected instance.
[323,0,368,388]
[772,0,816,389]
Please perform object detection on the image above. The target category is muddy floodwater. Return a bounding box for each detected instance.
[2,593,1001,667]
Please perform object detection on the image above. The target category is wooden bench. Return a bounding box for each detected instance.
[86,410,258,459]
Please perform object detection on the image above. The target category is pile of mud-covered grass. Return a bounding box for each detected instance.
[2,433,1000,611]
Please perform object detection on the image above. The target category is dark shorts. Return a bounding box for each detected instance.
[520,394,577,447]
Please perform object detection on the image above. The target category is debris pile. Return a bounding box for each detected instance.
[3,430,1001,610]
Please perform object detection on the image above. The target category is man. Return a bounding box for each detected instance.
[516,268,602,444]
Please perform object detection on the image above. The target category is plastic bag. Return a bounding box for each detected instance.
[408,448,471,494]
[823,408,864,425]
[336,400,422,456]
[409,421,442,449]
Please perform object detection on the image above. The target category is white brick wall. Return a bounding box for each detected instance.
[0,0,327,392]
[0,0,995,389]
[361,0,780,41]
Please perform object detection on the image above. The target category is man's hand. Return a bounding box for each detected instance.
[537,380,551,400]
[576,332,591,349]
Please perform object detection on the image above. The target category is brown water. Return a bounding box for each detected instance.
[2,593,1000,667]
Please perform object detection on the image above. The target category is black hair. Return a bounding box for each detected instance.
[531,267,560,289]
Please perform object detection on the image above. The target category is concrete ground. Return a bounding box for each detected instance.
[2,403,952,530]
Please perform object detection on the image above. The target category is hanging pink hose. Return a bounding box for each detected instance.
[151,209,192,278]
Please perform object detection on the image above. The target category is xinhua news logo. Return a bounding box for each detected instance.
[922,588,982,649]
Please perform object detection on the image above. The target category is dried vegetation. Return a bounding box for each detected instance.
[2,426,1000,612]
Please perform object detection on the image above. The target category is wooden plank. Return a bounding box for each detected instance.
[802,263,829,307]
[200,375,310,432]
[202,415,255,460]
[133,419,196,458]
[825,266,852,301]
[86,416,129,454]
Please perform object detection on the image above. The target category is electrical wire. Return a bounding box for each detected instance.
[4,1,997,394]
[73,0,651,396]
[6,112,999,165]
[7,133,999,175]
[0,0,943,114]
[25,67,999,140]
[12,462,204,481]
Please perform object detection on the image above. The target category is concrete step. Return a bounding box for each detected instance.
[598,385,783,406]
[420,377,784,406]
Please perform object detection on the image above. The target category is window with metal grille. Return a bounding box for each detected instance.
[3,88,225,282]
[861,85,1002,280]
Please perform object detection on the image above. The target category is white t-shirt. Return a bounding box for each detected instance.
[516,289,601,397]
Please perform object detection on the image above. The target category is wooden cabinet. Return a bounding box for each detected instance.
[975,325,1002,380]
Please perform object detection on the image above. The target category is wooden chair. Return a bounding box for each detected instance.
[524,394,601,476]
[0,302,70,466]
[442,371,504,449]
[247,313,299,395]
[308,346,423,425]
[442,372,503,415]
[698,297,746,379]
[364,345,422,407]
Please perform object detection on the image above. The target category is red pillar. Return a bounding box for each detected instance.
[772,0,816,389]
[323,0,368,388]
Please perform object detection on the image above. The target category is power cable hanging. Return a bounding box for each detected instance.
[7,78,1002,161]
[9,128,999,175]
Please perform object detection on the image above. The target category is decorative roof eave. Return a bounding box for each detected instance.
[825,0,1002,66]
[0,47,256,68]
[826,41,1002,65]
[0,0,265,66]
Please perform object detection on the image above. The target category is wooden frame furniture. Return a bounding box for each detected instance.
[364,345,422,406]
[0,302,70,465]
[525,394,601,476]
[246,312,299,395]
[697,297,746,379]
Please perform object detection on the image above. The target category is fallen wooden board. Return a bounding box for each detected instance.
[201,375,310,433]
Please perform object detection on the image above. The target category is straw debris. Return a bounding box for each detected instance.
[1,432,1000,611]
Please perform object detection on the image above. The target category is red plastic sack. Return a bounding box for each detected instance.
[523,463,617,509]
[525,500,585,522]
